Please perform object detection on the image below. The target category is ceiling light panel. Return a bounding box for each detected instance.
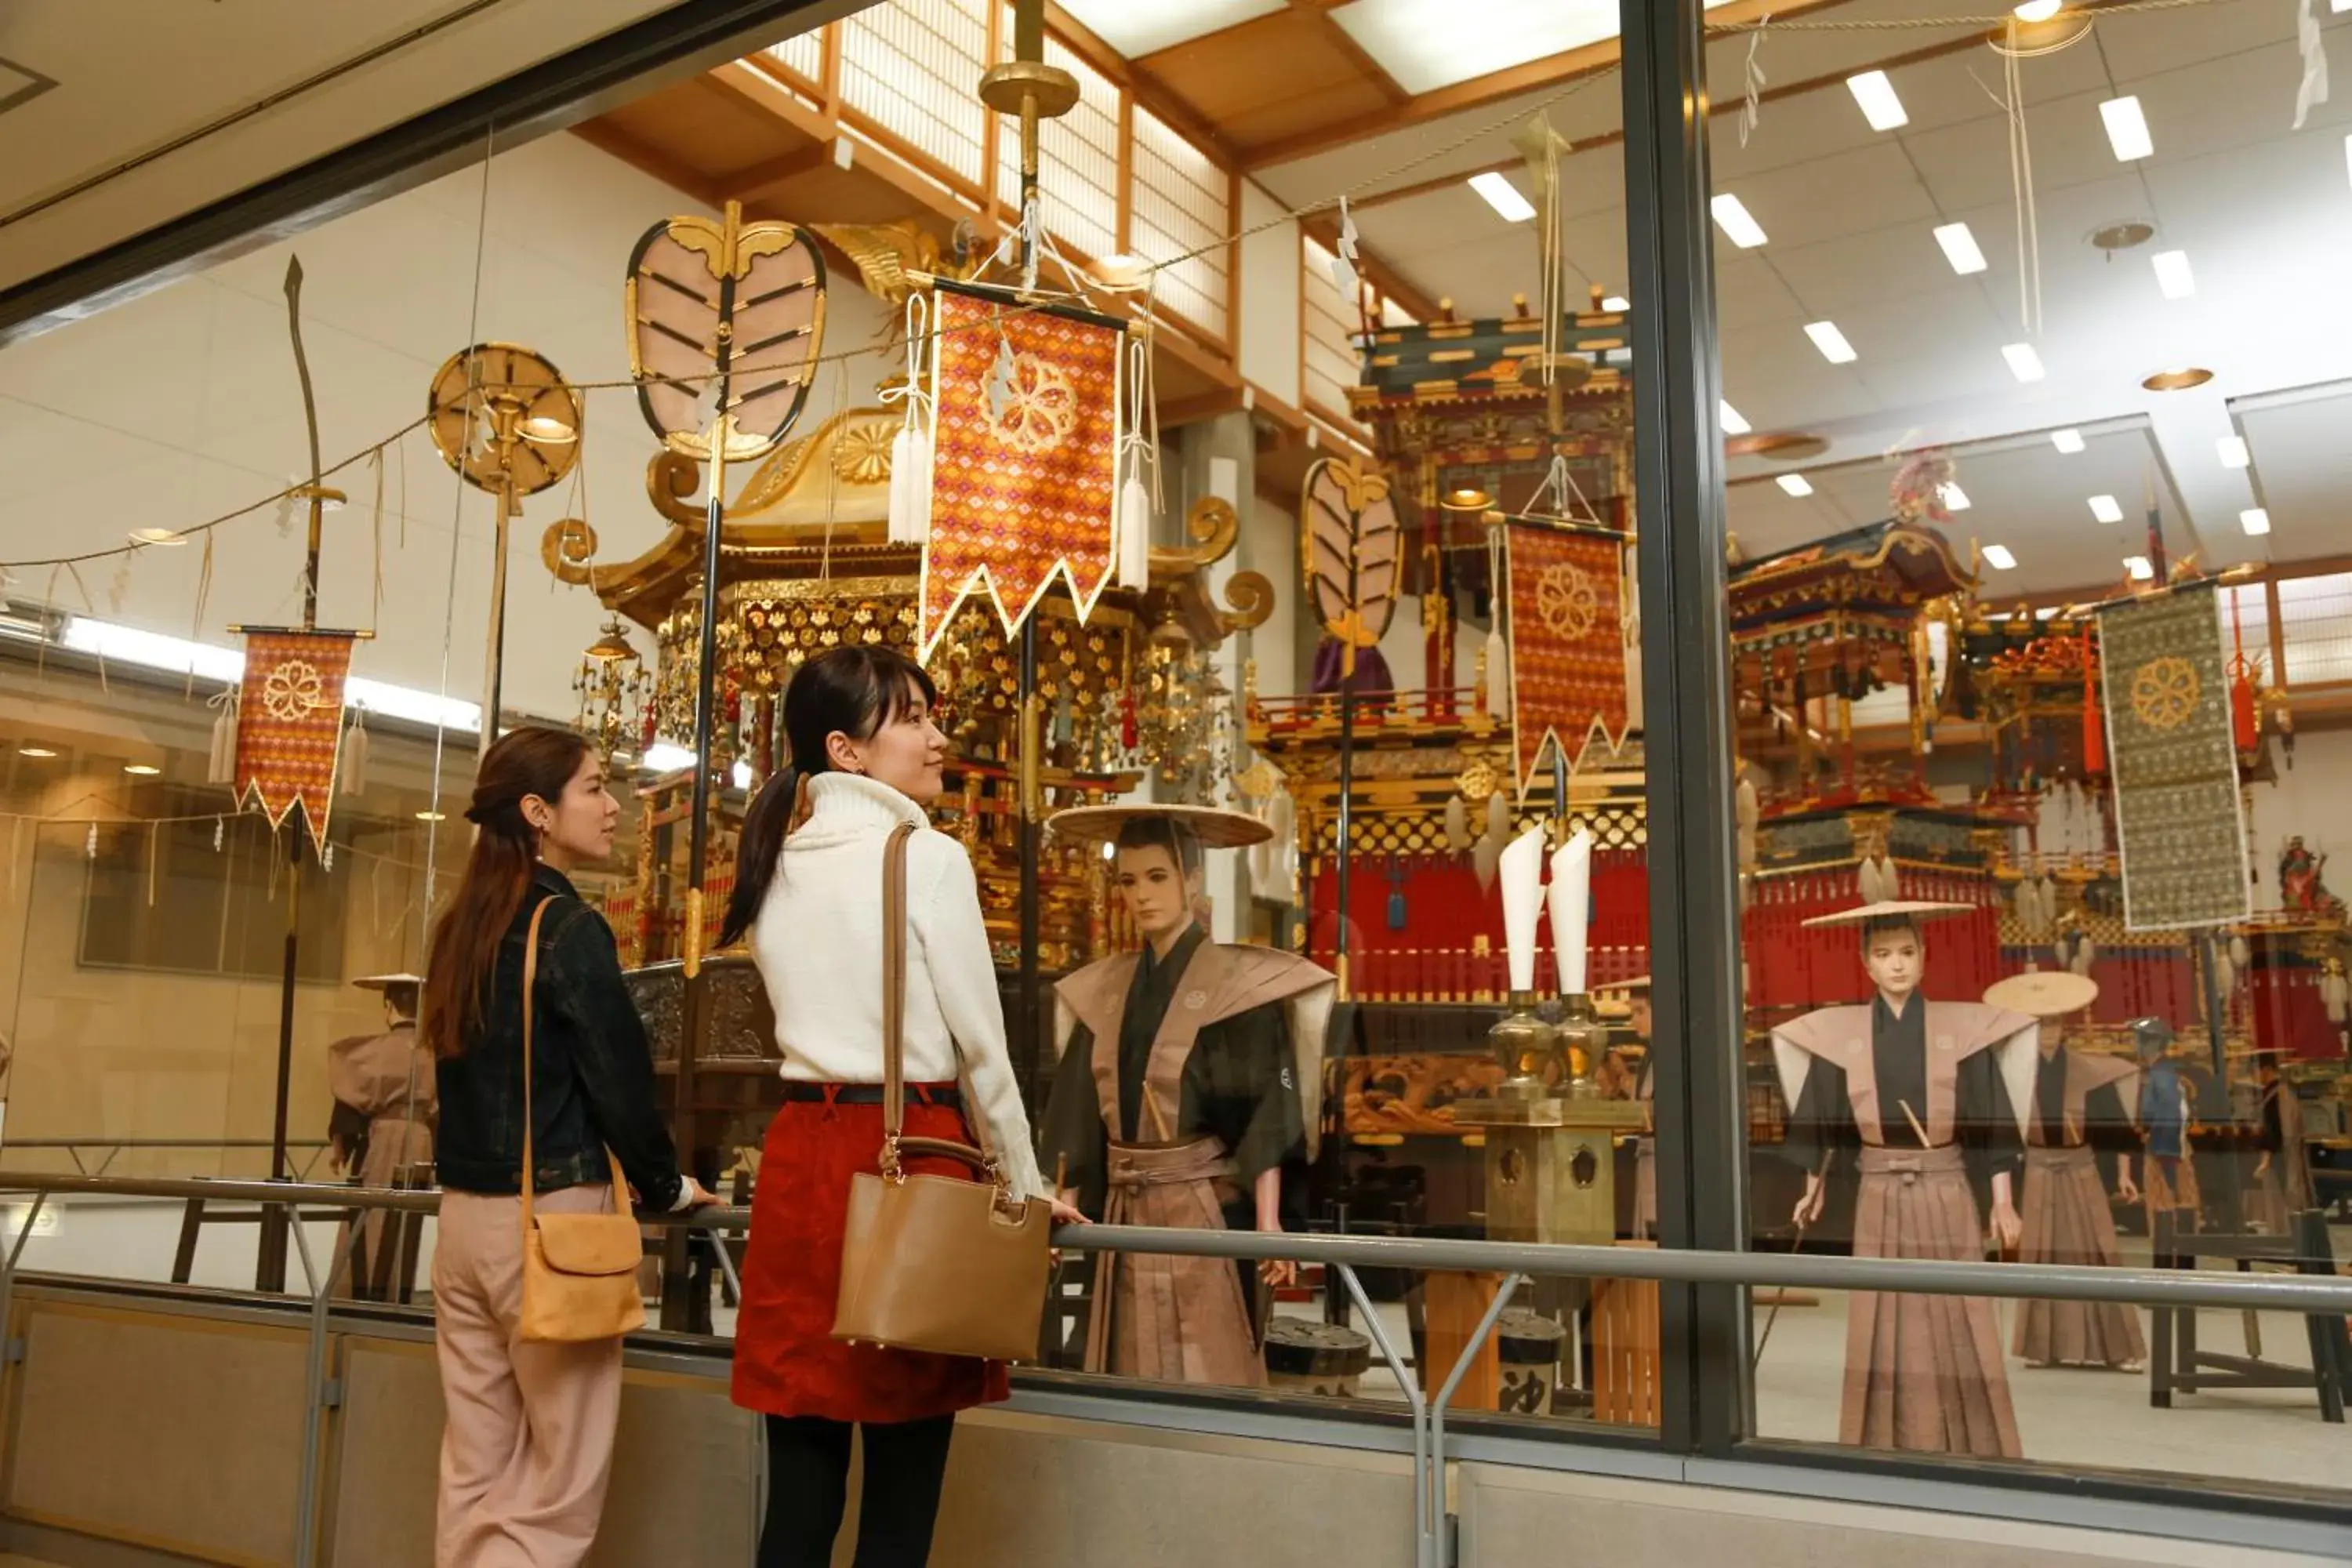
[1983,543,2018,569]
[2241,508,2272,535]
[2003,343,2046,382]
[2014,0,2063,19]
[2218,435,2249,469]
[1777,474,1814,497]
[1719,401,1751,435]
[1940,483,1971,511]
[2151,249,2195,299]
[1051,0,1285,58]
[2101,96,2154,162]
[2125,554,2155,580]
[1846,71,1908,132]
[2089,494,2124,524]
[1602,296,1630,312]
[1333,0,1743,94]
[1468,171,1536,222]
[1933,222,1988,275]
[1805,321,1858,363]
[2052,428,2086,453]
[1711,193,1769,249]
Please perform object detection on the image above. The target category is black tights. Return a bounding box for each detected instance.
[759,1413,956,1568]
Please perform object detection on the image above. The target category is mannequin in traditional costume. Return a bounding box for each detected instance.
[1986,971,2145,1372]
[2249,1051,2313,1236]
[1598,977,1655,1240]
[1777,902,2033,1459]
[1039,807,1337,1388]
[325,973,436,1299]
[2132,1018,2200,1232]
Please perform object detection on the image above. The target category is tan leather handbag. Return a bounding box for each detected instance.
[832,824,1052,1362]
[515,897,649,1345]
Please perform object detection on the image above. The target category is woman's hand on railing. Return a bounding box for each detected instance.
[1048,1196,1090,1227]
[1257,1216,1298,1289]
[681,1177,724,1210]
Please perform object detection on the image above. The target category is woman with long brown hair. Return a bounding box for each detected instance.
[724,644,1081,1568]
[425,726,716,1567]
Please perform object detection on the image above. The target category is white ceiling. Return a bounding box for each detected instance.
[1257,0,2352,596]
[0,132,892,722]
[0,0,750,300]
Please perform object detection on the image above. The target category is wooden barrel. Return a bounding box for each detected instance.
[1263,1319,1373,1398]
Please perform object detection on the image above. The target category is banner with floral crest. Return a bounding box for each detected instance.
[919,284,1122,658]
[2098,584,2247,930]
[234,629,358,851]
[1506,524,1631,797]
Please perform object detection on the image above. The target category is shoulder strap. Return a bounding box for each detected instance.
[519,895,633,1229]
[877,824,1004,1183]
[520,896,555,1231]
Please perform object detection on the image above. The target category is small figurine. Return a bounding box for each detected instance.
[2279,836,2328,913]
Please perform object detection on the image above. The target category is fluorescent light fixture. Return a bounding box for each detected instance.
[2015,0,2063,19]
[2337,0,2351,13]
[1983,543,2018,570]
[2218,435,2250,469]
[2101,96,2154,162]
[2241,507,2272,535]
[17,745,56,759]
[1719,401,1751,435]
[2036,605,2063,619]
[1710,193,1769,249]
[1468,171,1536,223]
[1602,295,1630,312]
[1846,71,1908,132]
[1777,474,1815,497]
[2151,249,2195,299]
[2125,554,2155,581]
[123,763,161,776]
[2089,494,2124,524]
[1933,222,1988,274]
[2052,427,2086,454]
[1805,321,1858,364]
[2002,342,2045,382]
[55,615,482,734]
[641,742,696,773]
[1940,483,1972,512]
[415,810,447,823]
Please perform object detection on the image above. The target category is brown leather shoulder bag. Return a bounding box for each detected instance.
[831,823,1051,1361]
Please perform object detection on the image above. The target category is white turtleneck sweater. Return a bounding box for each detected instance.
[748,771,1046,1201]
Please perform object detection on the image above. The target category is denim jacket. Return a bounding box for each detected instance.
[434,865,684,1208]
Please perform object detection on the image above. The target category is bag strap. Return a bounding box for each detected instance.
[877,824,1004,1189]
[521,895,631,1233]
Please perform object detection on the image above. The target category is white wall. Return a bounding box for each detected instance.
[0,132,891,724]
[1238,180,1301,411]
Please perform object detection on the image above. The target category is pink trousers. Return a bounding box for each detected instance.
[434,1186,626,1567]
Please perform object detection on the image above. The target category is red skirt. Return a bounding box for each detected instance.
[731,1086,1011,1423]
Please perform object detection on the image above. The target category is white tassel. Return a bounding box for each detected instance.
[1117,471,1152,589]
[1444,795,1470,853]
[339,713,370,797]
[2230,934,2250,970]
[2216,954,2236,996]
[1483,626,1510,720]
[208,691,239,785]
[886,425,915,544]
[1486,790,1510,843]
[2296,0,2330,130]
[1622,611,1644,732]
[2323,968,2348,1025]
[85,823,96,860]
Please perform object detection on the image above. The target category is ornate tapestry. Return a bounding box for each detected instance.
[2097,584,2249,930]
[1506,524,1632,795]
[919,285,1121,657]
[234,630,356,851]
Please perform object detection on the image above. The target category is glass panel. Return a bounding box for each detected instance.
[1128,105,1231,340]
[763,24,824,88]
[839,0,993,187]
[1706,2,2350,1498]
[995,16,1122,261]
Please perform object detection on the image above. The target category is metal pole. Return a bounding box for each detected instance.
[1621,0,1747,1455]
[1018,620,1044,1103]
[481,474,515,754]
[1334,690,1356,1000]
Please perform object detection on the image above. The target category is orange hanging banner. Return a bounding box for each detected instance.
[919,285,1122,658]
[234,629,358,851]
[1505,524,1632,796]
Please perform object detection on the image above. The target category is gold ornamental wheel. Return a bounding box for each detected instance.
[427,343,584,497]
[2128,655,2201,731]
[984,354,1079,455]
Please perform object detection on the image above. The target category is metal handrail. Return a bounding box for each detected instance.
[5,1170,2351,1314]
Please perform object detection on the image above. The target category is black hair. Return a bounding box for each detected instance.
[1860,914,1923,951]
[720,644,938,946]
[1113,815,1203,877]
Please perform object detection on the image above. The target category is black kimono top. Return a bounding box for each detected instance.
[1781,994,2025,1204]
[1038,925,1305,1219]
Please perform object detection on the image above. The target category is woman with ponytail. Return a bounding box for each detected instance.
[426,726,716,1567]
[726,644,1080,1568]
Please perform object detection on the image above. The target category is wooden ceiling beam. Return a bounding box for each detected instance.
[568,119,724,205]
[1287,0,1410,107]
[1237,0,1849,172]
[720,141,840,199]
[1043,2,1239,163]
